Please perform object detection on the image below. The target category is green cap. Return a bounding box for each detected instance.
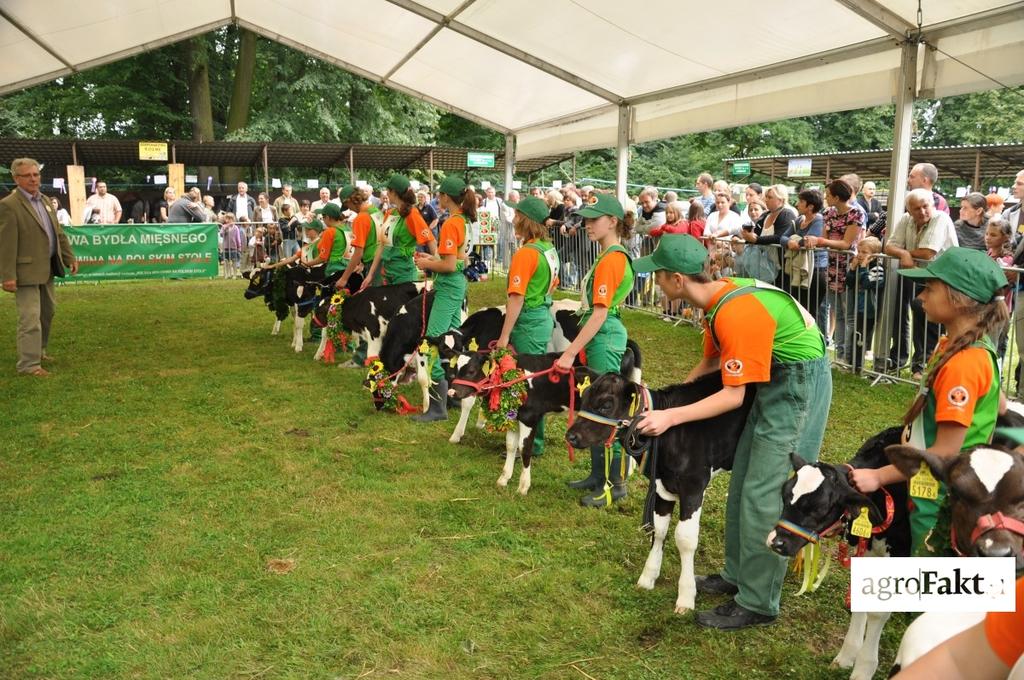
[438,175,466,198]
[507,196,548,224]
[337,184,356,202]
[315,202,342,219]
[386,173,410,195]
[995,428,1024,446]
[577,193,625,220]
[305,219,324,231]
[897,246,1008,303]
[633,234,709,275]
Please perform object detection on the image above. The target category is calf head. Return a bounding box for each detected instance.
[242,268,272,299]
[887,444,1024,564]
[427,331,469,383]
[564,372,635,449]
[768,454,881,557]
[448,352,489,401]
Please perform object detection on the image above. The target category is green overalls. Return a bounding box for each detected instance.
[325,225,352,277]
[362,206,384,287]
[707,278,833,618]
[508,240,559,454]
[907,336,1000,556]
[379,210,420,285]
[580,244,632,373]
[424,214,468,383]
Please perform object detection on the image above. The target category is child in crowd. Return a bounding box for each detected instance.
[985,217,1016,355]
[251,226,266,266]
[220,213,242,279]
[844,236,884,372]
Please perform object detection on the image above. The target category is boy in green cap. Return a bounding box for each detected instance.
[555,193,635,507]
[632,233,831,629]
[849,246,1010,557]
[413,175,474,421]
[364,174,436,285]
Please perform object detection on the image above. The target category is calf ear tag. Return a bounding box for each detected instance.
[482,360,493,376]
[909,462,939,500]
[419,339,430,353]
[850,507,873,538]
[576,375,591,397]
[449,357,458,368]
[468,338,479,352]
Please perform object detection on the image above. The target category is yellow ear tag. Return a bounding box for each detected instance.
[850,507,873,538]
[628,391,640,416]
[468,338,479,352]
[576,375,591,397]
[909,462,940,500]
[449,357,458,368]
[419,339,430,353]
[482,360,493,377]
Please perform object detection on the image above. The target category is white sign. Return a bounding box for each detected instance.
[552,180,563,189]
[185,174,198,184]
[272,178,282,189]
[480,180,491,190]
[787,158,813,178]
[153,175,167,185]
[356,180,368,189]
[955,186,968,198]
[52,178,66,192]
[850,557,1016,612]
[512,180,522,190]
[306,179,319,189]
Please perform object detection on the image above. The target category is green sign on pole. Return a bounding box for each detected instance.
[63,224,219,281]
[467,152,496,168]
[731,161,751,176]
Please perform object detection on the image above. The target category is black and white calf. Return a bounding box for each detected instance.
[243,264,327,351]
[564,371,754,614]
[311,280,427,362]
[768,427,909,680]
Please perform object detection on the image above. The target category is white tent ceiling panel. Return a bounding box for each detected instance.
[883,0,1014,26]
[235,0,435,77]
[5,0,228,66]
[928,18,1024,97]
[0,19,64,88]
[416,0,468,14]
[515,107,619,160]
[388,27,606,130]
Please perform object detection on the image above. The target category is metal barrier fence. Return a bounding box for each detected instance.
[491,227,1022,396]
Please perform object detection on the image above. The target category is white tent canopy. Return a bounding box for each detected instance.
[2,0,1022,162]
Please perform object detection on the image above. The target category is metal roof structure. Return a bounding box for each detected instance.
[722,142,1024,187]
[1,0,1021,161]
[0,138,570,176]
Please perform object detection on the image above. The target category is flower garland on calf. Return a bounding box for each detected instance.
[481,347,527,433]
[321,290,349,364]
[363,359,418,414]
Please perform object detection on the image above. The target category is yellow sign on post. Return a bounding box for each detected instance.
[138,141,168,161]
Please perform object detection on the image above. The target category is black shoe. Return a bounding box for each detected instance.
[695,574,739,596]
[567,447,604,490]
[695,601,777,630]
[413,379,448,423]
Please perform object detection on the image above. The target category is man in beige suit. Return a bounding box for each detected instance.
[0,158,77,376]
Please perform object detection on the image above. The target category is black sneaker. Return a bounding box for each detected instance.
[695,574,739,596]
[695,601,777,630]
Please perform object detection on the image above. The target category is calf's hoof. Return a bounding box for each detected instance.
[636,575,656,591]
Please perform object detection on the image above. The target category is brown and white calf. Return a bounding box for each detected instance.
[564,370,754,615]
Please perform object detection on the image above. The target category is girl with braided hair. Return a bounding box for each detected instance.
[849,247,1010,556]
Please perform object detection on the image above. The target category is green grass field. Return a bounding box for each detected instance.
[0,277,916,679]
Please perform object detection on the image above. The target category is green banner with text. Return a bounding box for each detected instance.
[64,224,219,281]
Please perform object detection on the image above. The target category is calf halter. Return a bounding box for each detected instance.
[576,385,654,449]
[951,511,1024,557]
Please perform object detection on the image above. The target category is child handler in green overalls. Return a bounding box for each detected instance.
[850,247,1008,556]
[495,195,560,454]
[412,176,475,422]
[633,233,831,630]
[335,184,384,367]
[555,193,635,508]
[364,174,435,286]
[307,202,353,283]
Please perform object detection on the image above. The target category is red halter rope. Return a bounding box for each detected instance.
[950,511,1024,557]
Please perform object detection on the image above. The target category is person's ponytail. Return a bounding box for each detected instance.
[460,188,477,223]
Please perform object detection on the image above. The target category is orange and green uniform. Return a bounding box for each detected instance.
[424,212,468,382]
[581,243,632,373]
[351,205,383,286]
[704,277,832,618]
[906,335,1000,555]
[379,207,434,284]
[506,238,559,453]
[986,576,1024,670]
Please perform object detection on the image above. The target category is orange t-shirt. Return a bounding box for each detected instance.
[506,240,560,294]
[403,208,434,245]
[929,337,995,428]
[437,214,465,256]
[701,280,778,385]
[351,210,374,249]
[986,575,1024,668]
[590,250,627,308]
[317,227,336,260]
